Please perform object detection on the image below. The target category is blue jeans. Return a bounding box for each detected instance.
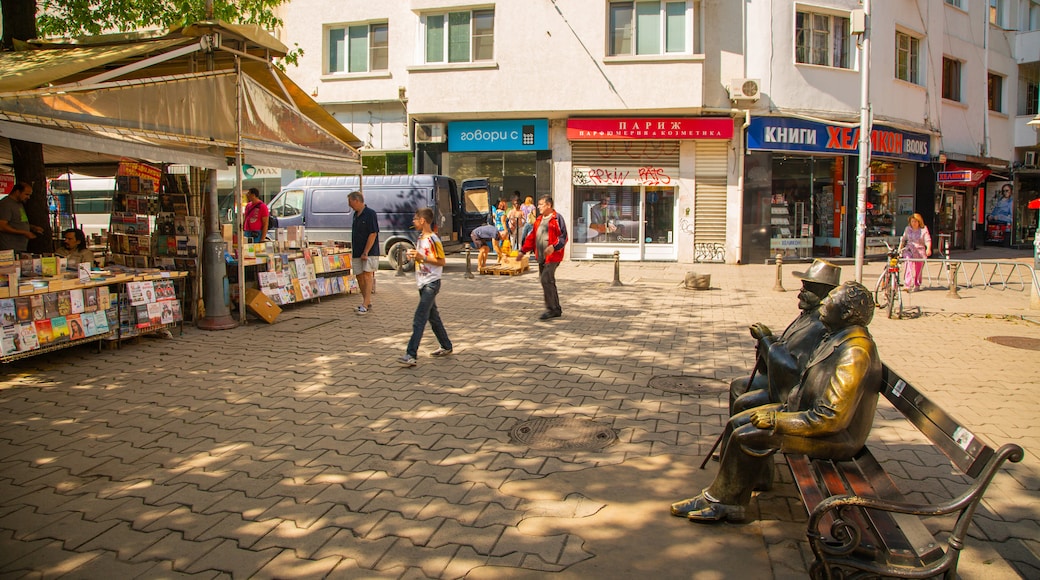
[406,279,452,358]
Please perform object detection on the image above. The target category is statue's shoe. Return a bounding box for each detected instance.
[686,501,746,523]
[670,494,709,517]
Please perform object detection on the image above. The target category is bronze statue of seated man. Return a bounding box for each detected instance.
[729,259,840,416]
[672,281,882,523]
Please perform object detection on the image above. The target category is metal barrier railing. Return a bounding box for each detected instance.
[900,258,1040,292]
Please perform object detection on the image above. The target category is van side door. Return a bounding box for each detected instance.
[306,188,353,242]
[459,178,493,243]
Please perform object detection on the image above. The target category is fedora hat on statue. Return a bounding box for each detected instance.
[792,259,841,288]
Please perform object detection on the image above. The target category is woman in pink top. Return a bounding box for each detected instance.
[899,213,931,292]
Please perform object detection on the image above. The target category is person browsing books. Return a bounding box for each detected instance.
[0,182,45,252]
[55,228,94,267]
[243,188,269,243]
[397,208,453,367]
[348,190,379,315]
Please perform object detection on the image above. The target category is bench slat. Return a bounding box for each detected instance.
[881,368,995,477]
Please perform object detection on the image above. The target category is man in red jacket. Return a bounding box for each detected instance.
[517,196,568,320]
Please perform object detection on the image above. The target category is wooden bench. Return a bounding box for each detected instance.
[786,365,1025,579]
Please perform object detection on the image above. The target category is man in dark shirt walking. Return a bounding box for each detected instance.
[348,191,379,315]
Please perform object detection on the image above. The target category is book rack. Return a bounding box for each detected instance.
[246,246,356,308]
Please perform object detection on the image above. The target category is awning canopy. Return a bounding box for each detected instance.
[0,21,362,174]
[937,162,991,187]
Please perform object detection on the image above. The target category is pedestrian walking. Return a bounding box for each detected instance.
[243,187,270,243]
[517,196,568,320]
[0,182,45,253]
[348,191,379,315]
[397,208,453,367]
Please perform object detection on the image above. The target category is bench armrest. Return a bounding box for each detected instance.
[807,444,1024,554]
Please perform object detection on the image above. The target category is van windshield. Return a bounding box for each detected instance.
[464,188,490,214]
[270,189,304,217]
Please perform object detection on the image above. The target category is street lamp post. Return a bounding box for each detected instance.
[854,1,872,283]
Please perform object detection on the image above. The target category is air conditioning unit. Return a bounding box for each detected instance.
[414,122,446,144]
[1025,150,1038,167]
[728,78,761,101]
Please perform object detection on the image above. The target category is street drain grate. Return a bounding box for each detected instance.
[270,317,335,333]
[510,417,618,450]
[649,375,727,395]
[985,336,1040,351]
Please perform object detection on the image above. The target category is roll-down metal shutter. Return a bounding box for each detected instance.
[694,141,729,262]
[571,142,680,174]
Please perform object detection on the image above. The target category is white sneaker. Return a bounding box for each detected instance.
[397,355,417,367]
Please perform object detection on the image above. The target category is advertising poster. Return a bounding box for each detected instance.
[984,181,1014,244]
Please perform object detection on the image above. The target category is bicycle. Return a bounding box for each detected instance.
[873,242,904,319]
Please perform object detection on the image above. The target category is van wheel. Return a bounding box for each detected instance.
[387,241,415,272]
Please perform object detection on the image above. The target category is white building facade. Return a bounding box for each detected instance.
[276,0,1040,264]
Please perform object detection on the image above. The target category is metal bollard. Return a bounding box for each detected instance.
[946,261,961,299]
[773,252,786,292]
[395,245,405,277]
[465,244,475,279]
[612,250,623,287]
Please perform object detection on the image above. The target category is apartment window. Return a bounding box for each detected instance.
[424,9,494,63]
[944,0,963,8]
[608,1,692,56]
[989,0,1006,27]
[328,22,388,73]
[1030,0,1040,31]
[1024,80,1039,116]
[895,32,920,84]
[942,57,962,101]
[795,10,852,69]
[988,72,1003,112]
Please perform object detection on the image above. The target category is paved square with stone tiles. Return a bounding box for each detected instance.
[1,255,1038,578]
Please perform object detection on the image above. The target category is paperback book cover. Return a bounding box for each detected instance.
[69,289,85,314]
[146,302,163,325]
[81,313,97,337]
[30,294,45,320]
[94,310,111,334]
[18,322,39,351]
[57,291,72,316]
[0,298,15,326]
[135,304,152,328]
[34,319,53,345]
[83,288,98,312]
[51,316,70,342]
[1,326,18,355]
[15,297,31,322]
[97,287,111,309]
[67,314,85,340]
[43,293,59,318]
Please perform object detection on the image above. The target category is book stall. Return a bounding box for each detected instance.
[232,229,355,324]
[0,256,187,362]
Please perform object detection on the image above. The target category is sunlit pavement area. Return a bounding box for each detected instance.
[1,252,1038,578]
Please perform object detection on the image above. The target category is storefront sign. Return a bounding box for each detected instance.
[117,161,162,182]
[567,118,733,140]
[448,119,548,152]
[937,171,973,183]
[748,117,930,162]
[770,237,812,249]
[572,165,673,186]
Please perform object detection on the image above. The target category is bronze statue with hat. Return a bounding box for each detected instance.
[673,281,882,522]
[727,258,841,417]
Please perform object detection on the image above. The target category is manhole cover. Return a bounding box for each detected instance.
[510,417,618,450]
[985,336,1040,351]
[270,317,335,332]
[648,375,727,395]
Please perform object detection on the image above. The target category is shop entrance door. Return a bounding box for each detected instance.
[642,186,676,260]
[936,187,966,250]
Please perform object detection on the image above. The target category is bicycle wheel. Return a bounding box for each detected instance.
[874,271,889,309]
[886,274,897,319]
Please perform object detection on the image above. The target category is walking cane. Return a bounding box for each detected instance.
[699,364,759,469]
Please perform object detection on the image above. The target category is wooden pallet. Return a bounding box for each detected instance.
[480,255,529,276]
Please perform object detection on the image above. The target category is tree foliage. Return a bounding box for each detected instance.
[36,0,287,37]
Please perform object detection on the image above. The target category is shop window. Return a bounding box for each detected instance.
[942,57,962,102]
[424,9,494,64]
[795,9,851,69]
[608,1,697,56]
[867,161,899,243]
[327,22,388,74]
[895,32,920,85]
[573,186,641,244]
[988,72,1004,112]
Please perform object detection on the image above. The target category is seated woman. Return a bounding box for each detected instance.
[55,228,94,267]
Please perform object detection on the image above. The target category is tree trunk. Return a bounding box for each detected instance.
[2,0,51,252]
